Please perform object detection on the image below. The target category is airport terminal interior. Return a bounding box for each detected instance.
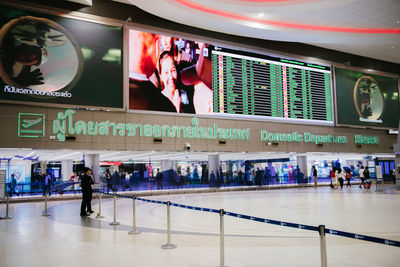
[0,0,400,266]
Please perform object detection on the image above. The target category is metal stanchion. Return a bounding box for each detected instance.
[96,192,104,219]
[161,201,176,249]
[109,193,120,225]
[128,197,140,235]
[1,192,12,219]
[219,209,228,267]
[42,190,50,217]
[318,225,328,267]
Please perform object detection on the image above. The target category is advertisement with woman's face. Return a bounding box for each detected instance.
[128,29,213,114]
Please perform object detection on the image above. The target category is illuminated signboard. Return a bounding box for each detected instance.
[128,28,333,125]
[15,109,381,146]
[52,109,250,142]
[212,47,333,123]
[260,130,379,145]
[335,67,399,129]
[0,5,123,108]
[18,112,45,138]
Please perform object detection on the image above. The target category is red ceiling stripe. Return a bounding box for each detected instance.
[238,0,296,2]
[172,0,400,34]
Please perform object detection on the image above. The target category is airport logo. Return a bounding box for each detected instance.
[384,240,395,245]
[18,113,45,138]
[354,234,365,240]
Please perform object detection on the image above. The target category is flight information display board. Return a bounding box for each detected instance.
[212,47,333,123]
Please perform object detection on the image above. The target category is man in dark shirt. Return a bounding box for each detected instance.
[156,169,163,190]
[80,167,94,216]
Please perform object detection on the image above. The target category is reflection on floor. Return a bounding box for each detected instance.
[1,186,399,267]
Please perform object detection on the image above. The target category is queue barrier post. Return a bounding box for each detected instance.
[42,190,50,217]
[219,209,228,267]
[318,225,328,267]
[1,192,12,219]
[128,196,140,235]
[161,201,176,249]
[109,193,120,225]
[96,192,104,219]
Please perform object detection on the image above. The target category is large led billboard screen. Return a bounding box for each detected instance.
[335,67,399,129]
[0,5,123,108]
[128,28,334,125]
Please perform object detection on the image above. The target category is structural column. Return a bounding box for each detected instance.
[85,154,100,183]
[161,159,172,185]
[208,154,220,187]
[394,121,400,189]
[296,155,308,183]
[40,161,47,175]
[61,160,73,181]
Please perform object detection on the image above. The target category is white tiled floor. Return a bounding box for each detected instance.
[1,186,400,267]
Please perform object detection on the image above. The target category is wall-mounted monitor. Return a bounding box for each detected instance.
[0,5,123,108]
[335,67,399,129]
[128,28,334,125]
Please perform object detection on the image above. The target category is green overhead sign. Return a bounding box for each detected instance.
[260,130,379,145]
[16,110,381,146]
[52,109,250,142]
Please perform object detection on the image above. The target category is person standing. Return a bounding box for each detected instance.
[43,172,52,196]
[312,166,318,188]
[104,169,112,193]
[156,169,163,190]
[359,166,365,189]
[9,174,18,196]
[255,168,263,186]
[80,167,94,216]
[337,168,345,190]
[363,167,371,190]
[345,168,352,188]
[121,171,126,191]
[238,170,244,185]
[330,168,337,189]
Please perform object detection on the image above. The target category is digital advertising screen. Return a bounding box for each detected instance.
[0,5,123,108]
[335,67,399,129]
[128,28,334,125]
[128,28,213,114]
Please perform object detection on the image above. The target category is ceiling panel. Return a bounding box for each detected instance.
[115,0,400,64]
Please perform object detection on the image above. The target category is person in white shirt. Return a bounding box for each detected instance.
[337,168,346,190]
[359,166,365,188]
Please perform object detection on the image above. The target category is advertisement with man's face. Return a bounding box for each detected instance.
[128,29,213,114]
[335,67,399,128]
[0,6,123,108]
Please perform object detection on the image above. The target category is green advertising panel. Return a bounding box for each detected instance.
[0,5,122,108]
[335,67,399,128]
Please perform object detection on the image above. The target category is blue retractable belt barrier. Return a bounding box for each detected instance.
[107,193,400,247]
[324,228,400,247]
